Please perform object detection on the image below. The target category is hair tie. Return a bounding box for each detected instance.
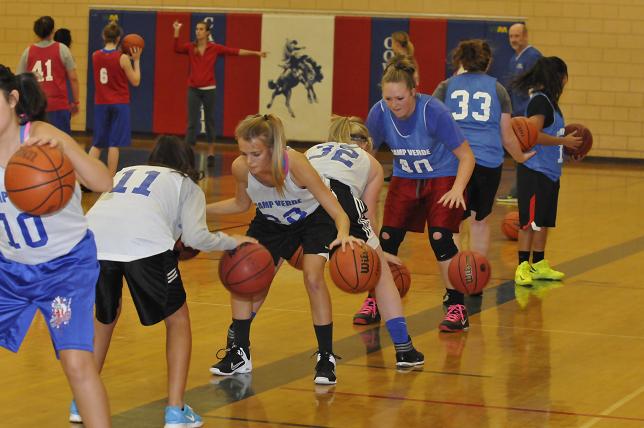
[263,114,269,121]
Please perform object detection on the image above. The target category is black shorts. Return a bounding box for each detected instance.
[517,164,560,229]
[247,205,336,265]
[329,179,379,249]
[464,164,503,221]
[95,250,185,326]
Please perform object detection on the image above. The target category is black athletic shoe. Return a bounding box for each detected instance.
[314,351,340,385]
[210,345,252,376]
[395,347,425,367]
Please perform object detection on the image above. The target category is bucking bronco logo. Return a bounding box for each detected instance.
[50,296,72,329]
[266,39,323,118]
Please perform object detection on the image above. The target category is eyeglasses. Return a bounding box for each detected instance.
[350,134,368,143]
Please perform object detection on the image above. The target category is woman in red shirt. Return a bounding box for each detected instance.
[173,20,266,163]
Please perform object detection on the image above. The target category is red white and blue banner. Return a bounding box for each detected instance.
[87,10,514,142]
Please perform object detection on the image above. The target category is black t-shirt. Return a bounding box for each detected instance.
[526,94,559,128]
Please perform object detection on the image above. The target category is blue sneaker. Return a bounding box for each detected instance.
[69,400,82,423]
[164,403,203,428]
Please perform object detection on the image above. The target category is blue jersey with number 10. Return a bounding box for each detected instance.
[444,73,504,168]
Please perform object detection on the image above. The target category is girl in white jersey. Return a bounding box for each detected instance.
[207,114,359,385]
[84,135,254,428]
[0,66,112,428]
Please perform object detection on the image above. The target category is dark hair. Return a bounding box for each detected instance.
[148,135,202,183]
[196,20,212,32]
[451,39,492,73]
[392,31,415,57]
[33,16,55,39]
[0,65,47,124]
[53,28,72,47]
[382,55,417,90]
[102,22,122,44]
[513,56,568,107]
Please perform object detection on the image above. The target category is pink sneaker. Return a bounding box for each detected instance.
[352,297,380,325]
[439,304,469,333]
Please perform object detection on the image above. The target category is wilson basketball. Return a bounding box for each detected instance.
[173,239,200,261]
[121,33,145,54]
[388,261,411,298]
[329,245,381,293]
[501,211,520,241]
[511,116,538,151]
[287,245,304,270]
[563,123,593,157]
[5,145,76,216]
[448,251,491,295]
[219,243,274,296]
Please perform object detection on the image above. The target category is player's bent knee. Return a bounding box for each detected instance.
[379,226,404,255]
[429,227,458,261]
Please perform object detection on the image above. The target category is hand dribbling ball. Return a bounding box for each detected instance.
[218,243,274,296]
[121,34,145,55]
[563,123,593,157]
[388,261,411,298]
[5,145,76,216]
[448,251,491,295]
[287,244,303,270]
[173,240,200,261]
[501,211,520,241]
[511,117,538,151]
[329,244,381,293]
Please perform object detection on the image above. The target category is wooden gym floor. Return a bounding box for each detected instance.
[1,140,643,427]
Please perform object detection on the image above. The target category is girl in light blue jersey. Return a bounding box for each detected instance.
[511,57,582,286]
[0,65,112,427]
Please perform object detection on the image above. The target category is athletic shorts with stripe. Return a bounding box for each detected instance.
[382,176,464,233]
[517,163,560,230]
[95,250,185,326]
[329,179,379,249]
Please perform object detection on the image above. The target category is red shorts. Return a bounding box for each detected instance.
[382,176,464,233]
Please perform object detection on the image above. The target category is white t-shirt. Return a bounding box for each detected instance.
[87,165,237,262]
[305,142,371,197]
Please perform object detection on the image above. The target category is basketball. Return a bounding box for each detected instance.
[121,33,145,54]
[4,145,76,216]
[501,211,520,240]
[287,245,304,270]
[448,251,491,295]
[563,123,593,157]
[511,116,538,151]
[218,243,274,296]
[173,239,200,261]
[388,262,411,298]
[329,244,381,293]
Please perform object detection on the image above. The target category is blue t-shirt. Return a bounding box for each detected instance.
[505,46,542,117]
[523,92,565,181]
[443,73,504,168]
[366,93,466,179]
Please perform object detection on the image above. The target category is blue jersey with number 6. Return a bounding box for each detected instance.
[0,124,86,265]
[444,73,504,168]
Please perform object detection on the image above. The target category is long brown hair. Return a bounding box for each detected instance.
[235,114,288,195]
[451,39,492,73]
[392,31,415,57]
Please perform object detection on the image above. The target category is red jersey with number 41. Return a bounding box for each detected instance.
[92,49,129,105]
[26,42,69,111]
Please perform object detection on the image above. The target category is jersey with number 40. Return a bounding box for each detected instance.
[305,143,371,197]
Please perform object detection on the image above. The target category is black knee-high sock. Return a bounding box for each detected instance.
[314,323,333,354]
[232,319,252,351]
[518,251,530,264]
[532,251,545,263]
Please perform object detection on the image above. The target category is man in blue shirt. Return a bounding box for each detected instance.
[497,23,542,204]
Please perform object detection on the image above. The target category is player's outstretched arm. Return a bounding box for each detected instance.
[206,156,253,216]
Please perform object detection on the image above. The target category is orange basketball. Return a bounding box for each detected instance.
[5,145,76,216]
[388,261,411,298]
[121,33,145,54]
[218,243,274,296]
[511,116,538,151]
[563,123,593,157]
[448,251,491,295]
[501,211,520,241]
[173,239,200,261]
[329,244,381,293]
[287,245,303,270]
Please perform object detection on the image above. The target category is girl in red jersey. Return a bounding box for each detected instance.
[173,20,266,163]
[90,22,142,176]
